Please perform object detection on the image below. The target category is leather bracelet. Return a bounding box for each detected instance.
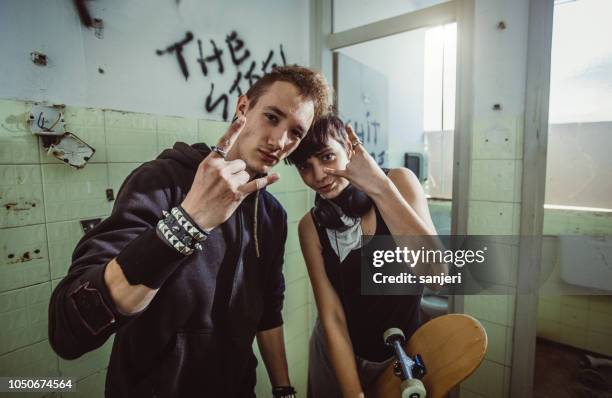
[163,211,199,248]
[157,206,212,255]
[272,386,296,398]
[157,218,194,255]
[173,206,210,242]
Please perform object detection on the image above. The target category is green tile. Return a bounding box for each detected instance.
[285,330,309,368]
[472,116,519,160]
[105,128,158,163]
[104,110,156,130]
[284,276,310,314]
[284,252,307,284]
[276,191,309,223]
[73,369,107,398]
[198,119,228,145]
[0,288,26,313]
[0,282,51,354]
[157,115,197,133]
[42,163,111,223]
[157,115,199,152]
[480,320,509,365]
[285,221,300,255]
[107,162,143,197]
[587,310,612,334]
[0,340,59,377]
[543,210,569,235]
[63,106,104,128]
[461,359,505,397]
[0,164,44,228]
[559,324,587,349]
[157,130,199,152]
[283,304,309,342]
[587,330,612,357]
[0,224,50,292]
[560,304,588,329]
[537,299,561,322]
[468,200,517,235]
[537,318,561,341]
[464,294,515,327]
[0,100,40,164]
[589,296,612,315]
[470,160,517,202]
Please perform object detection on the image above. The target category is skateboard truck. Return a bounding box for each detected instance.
[384,328,427,398]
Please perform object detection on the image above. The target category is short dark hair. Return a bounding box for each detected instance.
[245,65,332,122]
[286,114,349,166]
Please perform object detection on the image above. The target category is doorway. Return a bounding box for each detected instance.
[534,0,612,396]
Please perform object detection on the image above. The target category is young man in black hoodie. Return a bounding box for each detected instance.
[48,66,332,397]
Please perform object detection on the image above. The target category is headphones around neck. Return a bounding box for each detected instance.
[311,184,373,231]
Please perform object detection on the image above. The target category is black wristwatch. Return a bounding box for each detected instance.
[272,386,296,398]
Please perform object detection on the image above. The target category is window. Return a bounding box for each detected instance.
[423,23,456,199]
[546,0,612,210]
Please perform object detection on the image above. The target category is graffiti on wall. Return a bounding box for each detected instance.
[346,111,386,166]
[156,30,287,121]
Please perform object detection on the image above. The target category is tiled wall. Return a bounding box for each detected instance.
[431,196,517,397]
[458,113,523,397]
[429,201,612,398]
[0,99,315,396]
[538,208,612,357]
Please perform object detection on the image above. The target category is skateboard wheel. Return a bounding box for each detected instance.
[383,327,405,345]
[400,378,426,398]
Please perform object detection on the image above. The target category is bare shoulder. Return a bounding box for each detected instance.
[387,167,423,197]
[388,167,419,185]
[298,212,321,246]
[298,212,314,234]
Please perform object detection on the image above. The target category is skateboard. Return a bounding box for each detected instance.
[368,314,487,398]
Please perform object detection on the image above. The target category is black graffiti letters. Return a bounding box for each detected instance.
[348,114,385,166]
[156,31,195,80]
[226,31,251,66]
[244,61,261,87]
[205,83,229,122]
[159,30,288,121]
[262,44,288,73]
[229,72,244,95]
[197,39,224,76]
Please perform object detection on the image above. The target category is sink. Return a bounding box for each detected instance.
[559,235,612,292]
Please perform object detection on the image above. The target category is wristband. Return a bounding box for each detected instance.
[116,228,186,289]
[157,218,195,255]
[176,205,211,240]
[272,386,296,398]
[157,207,211,255]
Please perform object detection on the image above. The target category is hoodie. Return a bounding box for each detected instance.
[48,142,288,397]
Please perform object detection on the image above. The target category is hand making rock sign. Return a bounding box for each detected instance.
[322,124,389,197]
[181,115,280,231]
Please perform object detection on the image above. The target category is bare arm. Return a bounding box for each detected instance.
[299,214,364,398]
[257,326,291,387]
[370,168,449,283]
[323,126,448,289]
[104,259,158,315]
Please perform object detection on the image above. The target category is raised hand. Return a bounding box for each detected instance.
[323,124,388,196]
[181,115,280,230]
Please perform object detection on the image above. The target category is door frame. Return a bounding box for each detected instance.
[511,0,554,396]
[310,0,475,304]
[310,2,475,397]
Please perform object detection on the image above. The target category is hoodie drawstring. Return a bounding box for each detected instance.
[254,191,260,258]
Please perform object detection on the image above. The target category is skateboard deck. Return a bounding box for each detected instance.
[369,314,487,398]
